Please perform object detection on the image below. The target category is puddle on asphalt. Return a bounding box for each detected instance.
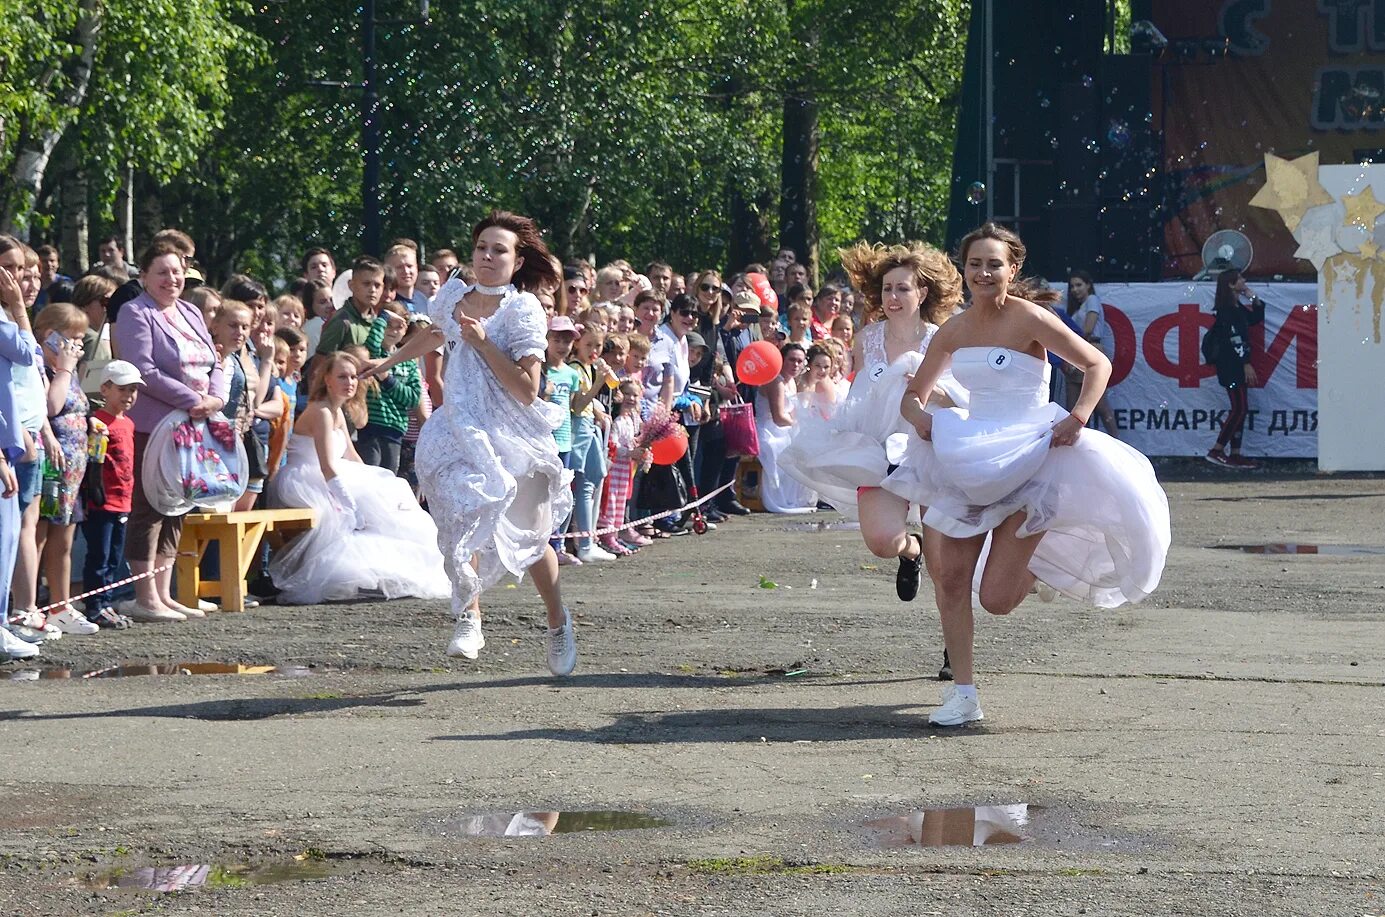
[1213,543,1385,556]
[780,521,861,532]
[437,810,671,837]
[865,805,1033,848]
[85,858,336,893]
[2,662,313,681]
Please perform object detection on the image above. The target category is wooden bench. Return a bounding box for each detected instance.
[175,508,317,612]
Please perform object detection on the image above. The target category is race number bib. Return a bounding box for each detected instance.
[987,348,1013,371]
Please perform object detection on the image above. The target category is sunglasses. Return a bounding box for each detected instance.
[699,283,718,292]
[676,308,698,317]
[567,284,587,294]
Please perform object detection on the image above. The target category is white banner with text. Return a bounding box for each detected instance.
[1093,282,1317,458]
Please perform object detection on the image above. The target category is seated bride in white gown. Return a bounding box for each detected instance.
[753,342,819,514]
[269,351,449,605]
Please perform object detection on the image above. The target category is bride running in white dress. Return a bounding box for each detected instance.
[269,351,449,604]
[366,211,577,676]
[886,223,1170,727]
[780,243,967,614]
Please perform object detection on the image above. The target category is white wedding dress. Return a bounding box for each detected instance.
[754,385,819,514]
[268,430,450,604]
[779,321,967,517]
[884,347,1170,607]
[416,282,572,619]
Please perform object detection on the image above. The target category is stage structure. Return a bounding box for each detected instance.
[948,1,1382,283]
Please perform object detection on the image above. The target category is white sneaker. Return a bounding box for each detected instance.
[197,599,218,613]
[49,607,100,635]
[446,613,485,659]
[117,600,187,623]
[0,627,40,659]
[928,687,984,727]
[575,544,617,563]
[546,608,577,677]
[5,611,47,644]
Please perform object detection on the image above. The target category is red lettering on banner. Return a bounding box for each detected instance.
[1106,306,1135,385]
[1250,305,1317,388]
[1141,303,1217,389]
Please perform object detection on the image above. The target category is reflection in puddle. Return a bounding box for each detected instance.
[780,521,860,532]
[865,805,1032,848]
[87,859,335,892]
[1213,543,1385,556]
[439,810,670,837]
[2,662,313,681]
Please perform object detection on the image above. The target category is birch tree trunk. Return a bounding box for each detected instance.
[0,0,101,238]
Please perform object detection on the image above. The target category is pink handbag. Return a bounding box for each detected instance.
[719,401,759,457]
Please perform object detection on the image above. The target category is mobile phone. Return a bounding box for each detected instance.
[45,331,65,352]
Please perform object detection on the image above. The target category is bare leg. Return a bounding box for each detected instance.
[976,510,1044,616]
[153,557,181,609]
[528,544,565,628]
[857,488,919,560]
[12,499,41,611]
[931,531,987,685]
[40,523,76,606]
[1095,391,1118,438]
[130,560,164,609]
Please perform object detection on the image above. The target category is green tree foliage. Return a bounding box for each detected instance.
[8,0,967,281]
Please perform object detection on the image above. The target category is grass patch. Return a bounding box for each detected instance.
[686,856,851,876]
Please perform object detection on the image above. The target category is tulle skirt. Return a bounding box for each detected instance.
[269,453,450,605]
[884,402,1170,607]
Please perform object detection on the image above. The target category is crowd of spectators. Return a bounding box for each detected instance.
[0,227,1120,661]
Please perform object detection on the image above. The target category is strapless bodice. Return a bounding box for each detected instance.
[949,347,1050,419]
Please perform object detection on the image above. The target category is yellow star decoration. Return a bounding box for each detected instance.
[1342,186,1385,232]
[1248,152,1334,231]
[1361,239,1381,260]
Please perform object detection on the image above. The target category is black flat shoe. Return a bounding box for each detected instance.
[896,532,925,602]
[720,500,751,516]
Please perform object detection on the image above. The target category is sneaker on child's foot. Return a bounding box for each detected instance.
[576,544,617,563]
[598,536,634,556]
[928,686,984,727]
[89,606,132,630]
[49,606,100,635]
[1204,449,1231,467]
[556,550,583,567]
[547,608,577,677]
[447,613,485,660]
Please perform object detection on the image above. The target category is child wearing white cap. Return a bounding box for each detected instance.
[80,360,143,629]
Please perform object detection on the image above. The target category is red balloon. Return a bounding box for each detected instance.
[746,272,776,309]
[736,339,783,386]
[650,426,689,465]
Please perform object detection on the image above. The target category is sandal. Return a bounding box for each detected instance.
[90,606,132,630]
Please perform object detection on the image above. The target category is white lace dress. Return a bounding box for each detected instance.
[416,281,572,618]
[268,430,450,604]
[779,321,967,517]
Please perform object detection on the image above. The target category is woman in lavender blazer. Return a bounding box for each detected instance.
[110,241,225,622]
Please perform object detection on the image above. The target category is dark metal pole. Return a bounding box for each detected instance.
[362,0,381,256]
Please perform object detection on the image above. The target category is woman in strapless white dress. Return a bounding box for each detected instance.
[269,351,450,605]
[754,342,818,514]
[887,224,1170,728]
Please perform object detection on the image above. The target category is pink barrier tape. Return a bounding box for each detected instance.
[32,481,741,613]
[562,480,736,541]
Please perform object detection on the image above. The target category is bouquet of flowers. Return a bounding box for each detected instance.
[634,402,681,470]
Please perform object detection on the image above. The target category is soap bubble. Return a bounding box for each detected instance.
[966,182,987,205]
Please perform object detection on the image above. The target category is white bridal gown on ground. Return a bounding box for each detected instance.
[884,346,1170,606]
[269,430,450,604]
[754,386,819,514]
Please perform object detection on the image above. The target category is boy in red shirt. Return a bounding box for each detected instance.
[81,360,142,629]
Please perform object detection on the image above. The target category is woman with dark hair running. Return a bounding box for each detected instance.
[368,211,577,675]
[1204,269,1264,469]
